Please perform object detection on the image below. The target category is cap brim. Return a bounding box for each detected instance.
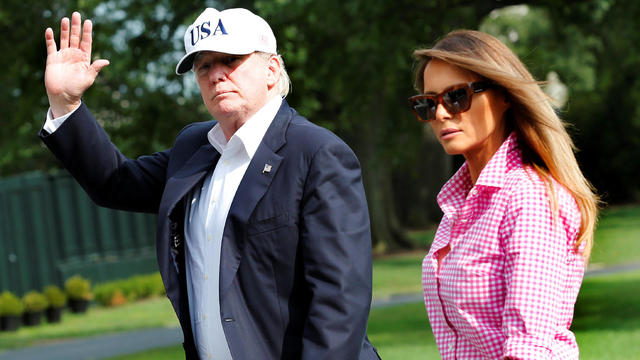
[175,48,259,75]
[176,51,199,75]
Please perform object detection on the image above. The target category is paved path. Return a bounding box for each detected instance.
[0,327,183,360]
[1,263,638,360]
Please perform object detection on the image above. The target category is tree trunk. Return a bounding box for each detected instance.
[351,97,414,254]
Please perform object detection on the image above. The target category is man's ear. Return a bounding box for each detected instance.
[266,55,280,90]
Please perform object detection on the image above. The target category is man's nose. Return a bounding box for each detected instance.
[207,63,227,83]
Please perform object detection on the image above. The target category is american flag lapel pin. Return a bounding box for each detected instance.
[262,163,272,173]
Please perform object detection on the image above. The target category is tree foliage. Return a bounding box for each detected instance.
[1,0,638,251]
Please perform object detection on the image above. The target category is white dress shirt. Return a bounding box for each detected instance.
[44,96,283,360]
[184,96,281,360]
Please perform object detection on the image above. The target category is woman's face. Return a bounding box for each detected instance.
[422,59,510,169]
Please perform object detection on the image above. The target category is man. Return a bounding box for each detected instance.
[40,8,380,360]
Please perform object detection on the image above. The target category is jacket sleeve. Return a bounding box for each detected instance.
[299,137,374,359]
[39,102,169,213]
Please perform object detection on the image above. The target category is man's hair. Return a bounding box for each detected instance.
[259,52,291,98]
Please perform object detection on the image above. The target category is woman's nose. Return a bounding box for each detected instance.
[434,102,452,121]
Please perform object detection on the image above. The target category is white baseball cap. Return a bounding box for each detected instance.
[175,8,277,75]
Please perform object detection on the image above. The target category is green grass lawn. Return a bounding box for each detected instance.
[104,270,640,360]
[0,297,178,351]
[1,204,638,359]
[588,204,640,267]
[572,270,640,359]
[372,251,427,299]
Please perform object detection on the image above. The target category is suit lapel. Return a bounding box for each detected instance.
[162,143,219,219]
[219,101,291,297]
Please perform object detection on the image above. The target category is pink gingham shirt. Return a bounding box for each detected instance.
[422,133,585,360]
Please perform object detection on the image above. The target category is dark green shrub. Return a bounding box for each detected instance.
[92,272,166,307]
[65,275,92,300]
[94,283,127,307]
[0,291,25,316]
[22,291,48,312]
[44,285,67,308]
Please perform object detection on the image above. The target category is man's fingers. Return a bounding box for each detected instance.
[69,12,81,48]
[45,28,57,56]
[79,20,93,55]
[91,59,110,74]
[59,17,69,50]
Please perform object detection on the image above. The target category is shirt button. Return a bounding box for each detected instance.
[207,235,212,241]
[449,344,454,351]
[202,314,206,320]
[204,274,209,280]
[207,354,211,359]
[470,188,478,196]
[460,218,467,223]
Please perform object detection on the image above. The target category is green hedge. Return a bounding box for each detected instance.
[94,273,165,307]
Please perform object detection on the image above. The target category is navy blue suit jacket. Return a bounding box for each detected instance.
[40,100,380,359]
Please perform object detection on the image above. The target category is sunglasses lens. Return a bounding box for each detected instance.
[413,98,436,121]
[443,88,471,114]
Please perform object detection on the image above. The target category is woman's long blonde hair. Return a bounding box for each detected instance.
[413,30,598,260]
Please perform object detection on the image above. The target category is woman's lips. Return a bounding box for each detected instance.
[440,128,461,140]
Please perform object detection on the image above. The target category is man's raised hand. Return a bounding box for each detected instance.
[45,12,109,118]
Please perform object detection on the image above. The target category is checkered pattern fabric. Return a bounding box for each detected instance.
[422,132,585,359]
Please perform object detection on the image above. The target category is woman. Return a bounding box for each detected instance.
[409,30,598,359]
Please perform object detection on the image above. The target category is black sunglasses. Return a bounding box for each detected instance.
[409,82,492,122]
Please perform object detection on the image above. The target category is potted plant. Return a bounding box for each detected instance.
[22,291,48,326]
[0,291,24,331]
[44,285,67,323]
[64,275,93,313]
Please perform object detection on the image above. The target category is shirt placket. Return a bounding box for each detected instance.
[438,186,479,359]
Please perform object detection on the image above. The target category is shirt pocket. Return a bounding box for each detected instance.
[454,250,504,306]
[247,212,290,236]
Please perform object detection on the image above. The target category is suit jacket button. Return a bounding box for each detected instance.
[223,318,235,322]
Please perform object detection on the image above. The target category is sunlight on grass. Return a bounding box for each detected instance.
[574,270,640,359]
[589,205,640,266]
[103,271,640,360]
[0,297,178,350]
[367,302,439,359]
[372,252,425,299]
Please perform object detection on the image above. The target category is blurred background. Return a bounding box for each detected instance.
[1,0,639,359]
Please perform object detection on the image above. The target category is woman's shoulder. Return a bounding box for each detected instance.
[503,165,581,234]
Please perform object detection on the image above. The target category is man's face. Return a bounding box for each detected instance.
[194,51,274,130]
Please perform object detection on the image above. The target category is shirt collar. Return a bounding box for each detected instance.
[207,96,283,159]
[437,132,521,215]
[474,131,521,188]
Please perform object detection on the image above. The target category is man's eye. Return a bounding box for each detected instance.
[222,56,239,65]
[196,63,210,73]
